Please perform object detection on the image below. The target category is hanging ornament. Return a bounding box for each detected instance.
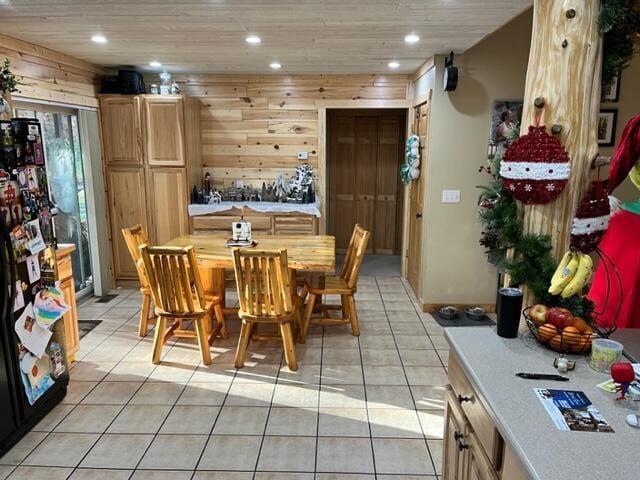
[499,125,571,204]
[570,180,610,254]
[401,134,420,184]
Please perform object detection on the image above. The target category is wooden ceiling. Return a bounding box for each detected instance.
[0,1,532,74]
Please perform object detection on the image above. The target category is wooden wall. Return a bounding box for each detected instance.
[0,33,102,108]
[169,74,412,189]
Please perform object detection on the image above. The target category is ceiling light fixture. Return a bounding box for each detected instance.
[270,62,282,70]
[246,35,261,44]
[404,34,420,44]
[388,61,400,69]
[91,34,107,44]
[149,61,162,68]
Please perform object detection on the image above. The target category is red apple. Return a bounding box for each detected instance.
[547,307,574,330]
[529,304,549,325]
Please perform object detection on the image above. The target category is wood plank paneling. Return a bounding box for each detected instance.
[0,33,102,108]
[184,74,411,191]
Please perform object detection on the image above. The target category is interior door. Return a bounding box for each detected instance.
[407,100,429,297]
[328,109,405,254]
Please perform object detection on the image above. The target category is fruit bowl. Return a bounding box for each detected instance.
[524,306,597,354]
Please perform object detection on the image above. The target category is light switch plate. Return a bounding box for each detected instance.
[442,189,461,203]
[297,151,309,160]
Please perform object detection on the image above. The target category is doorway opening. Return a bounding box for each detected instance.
[327,109,407,276]
[14,103,94,295]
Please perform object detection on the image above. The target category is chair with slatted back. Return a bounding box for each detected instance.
[139,245,226,365]
[300,224,370,343]
[122,225,155,337]
[232,248,298,371]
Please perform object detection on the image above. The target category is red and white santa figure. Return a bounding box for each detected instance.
[500,125,571,204]
[588,115,640,329]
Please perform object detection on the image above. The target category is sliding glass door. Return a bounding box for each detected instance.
[14,104,93,294]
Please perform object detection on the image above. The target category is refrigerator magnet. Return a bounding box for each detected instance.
[14,303,52,358]
[25,219,45,255]
[12,280,25,312]
[26,255,41,283]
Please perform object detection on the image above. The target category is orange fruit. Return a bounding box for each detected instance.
[572,317,591,333]
[549,334,567,351]
[562,326,583,349]
[538,323,557,342]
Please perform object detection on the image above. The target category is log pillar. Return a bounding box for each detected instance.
[520,2,603,261]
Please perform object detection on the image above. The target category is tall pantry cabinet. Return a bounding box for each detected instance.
[100,95,198,282]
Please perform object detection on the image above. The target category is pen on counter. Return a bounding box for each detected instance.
[515,373,570,381]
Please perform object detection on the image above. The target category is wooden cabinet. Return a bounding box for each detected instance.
[56,245,79,362]
[143,97,185,166]
[107,167,148,279]
[443,352,527,480]
[147,168,189,244]
[100,94,194,282]
[100,96,142,166]
[191,208,318,236]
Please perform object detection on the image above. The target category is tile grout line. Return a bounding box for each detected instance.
[396,277,442,477]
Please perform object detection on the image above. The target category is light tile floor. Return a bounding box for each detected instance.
[0,275,448,480]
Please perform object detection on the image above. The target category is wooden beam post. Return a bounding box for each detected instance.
[520,2,603,261]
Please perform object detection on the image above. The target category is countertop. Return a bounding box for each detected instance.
[446,327,640,480]
[56,243,76,257]
[187,200,321,217]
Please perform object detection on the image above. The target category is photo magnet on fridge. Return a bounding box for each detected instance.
[26,254,41,283]
[12,280,25,312]
[14,302,52,358]
[25,219,45,255]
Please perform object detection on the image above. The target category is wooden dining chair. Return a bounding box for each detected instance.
[232,248,298,371]
[300,224,370,343]
[139,245,226,365]
[122,224,155,337]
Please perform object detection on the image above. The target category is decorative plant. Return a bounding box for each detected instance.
[599,0,640,83]
[477,145,595,321]
[0,58,21,95]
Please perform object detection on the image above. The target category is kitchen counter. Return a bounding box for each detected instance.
[446,327,639,480]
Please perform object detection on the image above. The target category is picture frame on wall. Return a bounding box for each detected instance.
[601,72,621,102]
[597,109,618,146]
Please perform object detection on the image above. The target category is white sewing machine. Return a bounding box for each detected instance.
[232,217,252,242]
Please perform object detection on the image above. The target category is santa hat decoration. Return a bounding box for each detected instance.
[570,180,610,254]
[500,125,571,204]
[607,115,640,193]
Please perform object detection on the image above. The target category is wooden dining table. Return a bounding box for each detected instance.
[163,233,336,311]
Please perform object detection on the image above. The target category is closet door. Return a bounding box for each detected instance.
[355,116,377,253]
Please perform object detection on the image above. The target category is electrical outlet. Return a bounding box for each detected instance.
[297,151,309,161]
[442,189,461,203]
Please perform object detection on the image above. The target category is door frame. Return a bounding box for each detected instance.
[12,99,111,296]
[317,100,412,263]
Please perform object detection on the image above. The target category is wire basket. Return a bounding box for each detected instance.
[523,307,598,355]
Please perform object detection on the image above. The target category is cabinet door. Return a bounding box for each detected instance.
[143,97,185,166]
[147,168,189,244]
[443,387,467,480]
[107,167,148,279]
[100,96,142,165]
[463,431,499,480]
[60,277,79,361]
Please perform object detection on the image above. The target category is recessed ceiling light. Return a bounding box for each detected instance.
[404,34,420,44]
[270,62,282,70]
[149,61,162,68]
[388,61,400,69]
[91,34,107,44]
[246,35,261,44]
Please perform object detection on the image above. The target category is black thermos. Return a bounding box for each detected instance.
[497,287,523,338]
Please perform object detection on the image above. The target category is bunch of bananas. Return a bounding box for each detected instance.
[548,250,594,299]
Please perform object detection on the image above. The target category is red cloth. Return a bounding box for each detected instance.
[587,209,640,329]
[607,115,640,194]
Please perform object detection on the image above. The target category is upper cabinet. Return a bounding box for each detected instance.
[100,96,142,166]
[143,97,185,167]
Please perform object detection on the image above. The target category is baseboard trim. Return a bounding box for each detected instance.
[422,303,496,314]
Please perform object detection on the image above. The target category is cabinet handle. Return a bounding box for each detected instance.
[457,394,473,404]
[454,431,464,441]
[457,439,469,451]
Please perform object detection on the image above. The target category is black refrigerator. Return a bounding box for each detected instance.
[0,118,69,457]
